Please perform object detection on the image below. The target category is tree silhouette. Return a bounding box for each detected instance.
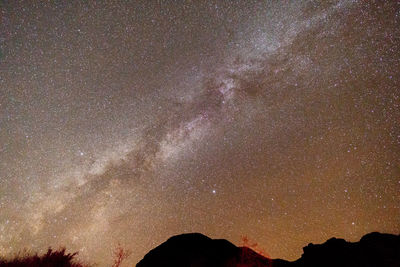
[111,244,131,267]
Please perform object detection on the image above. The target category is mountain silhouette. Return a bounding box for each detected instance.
[136,232,400,267]
[136,233,272,267]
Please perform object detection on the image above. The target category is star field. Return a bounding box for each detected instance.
[0,1,399,266]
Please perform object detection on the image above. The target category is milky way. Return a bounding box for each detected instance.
[1,1,399,266]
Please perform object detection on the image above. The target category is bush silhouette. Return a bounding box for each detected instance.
[0,248,89,267]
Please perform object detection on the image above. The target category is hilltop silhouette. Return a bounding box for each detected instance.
[136,233,272,267]
[136,232,400,267]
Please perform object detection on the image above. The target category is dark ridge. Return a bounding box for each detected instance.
[136,233,272,267]
[136,232,400,267]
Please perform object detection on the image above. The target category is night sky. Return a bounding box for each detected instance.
[1,1,399,266]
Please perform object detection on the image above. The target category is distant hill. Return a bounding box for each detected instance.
[136,232,400,267]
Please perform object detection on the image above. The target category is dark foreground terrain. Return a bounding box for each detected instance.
[1,232,398,266]
[137,232,400,267]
